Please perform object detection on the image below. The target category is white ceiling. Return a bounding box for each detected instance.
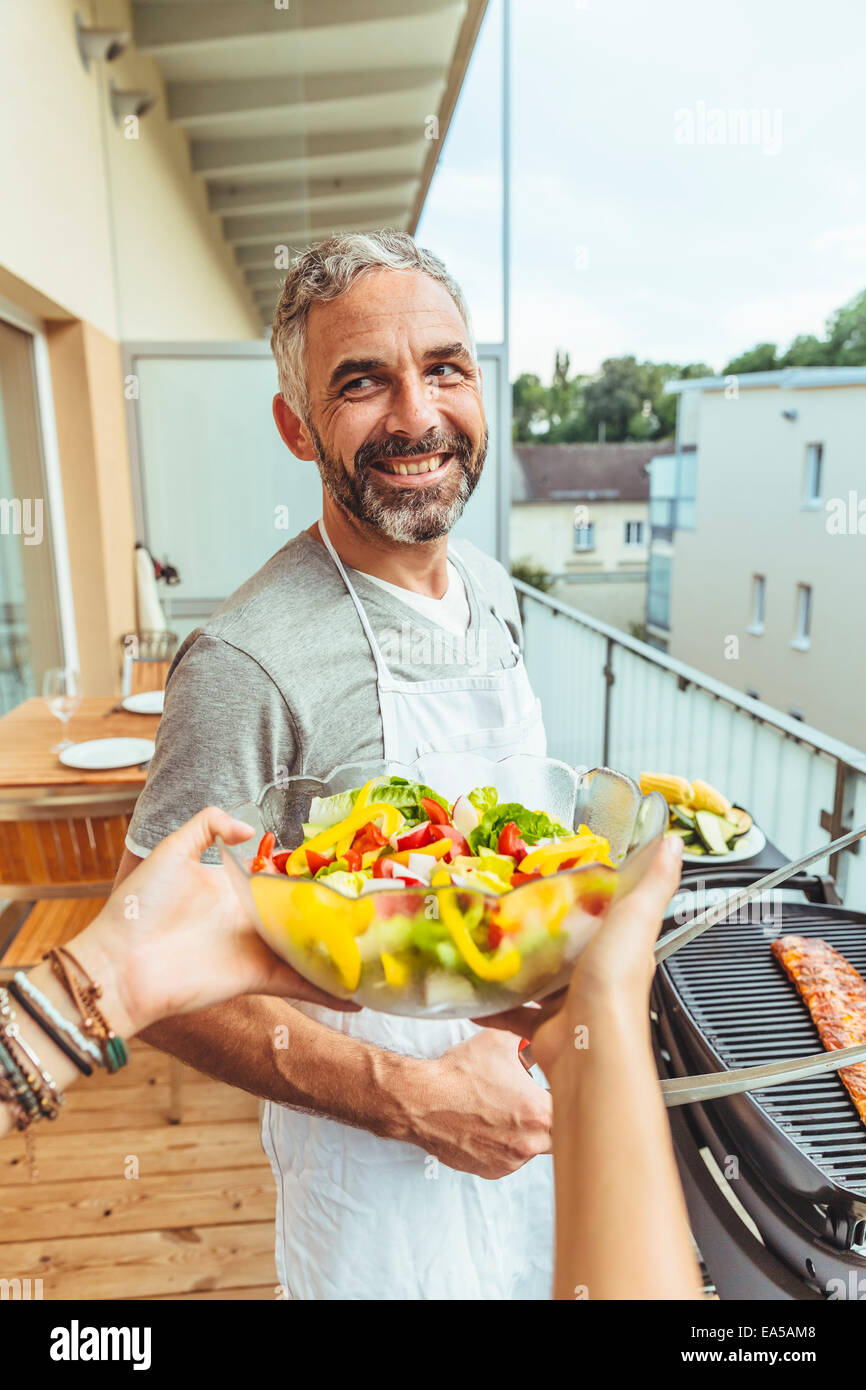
[132,0,489,325]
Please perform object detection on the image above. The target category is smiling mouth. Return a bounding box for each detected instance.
[371,452,452,479]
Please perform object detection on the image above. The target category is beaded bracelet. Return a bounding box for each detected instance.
[46,947,129,1074]
[12,972,100,1070]
[0,1034,40,1125]
[0,991,62,1123]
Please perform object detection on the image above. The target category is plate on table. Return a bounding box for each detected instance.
[681,822,766,863]
[121,690,164,715]
[59,738,155,770]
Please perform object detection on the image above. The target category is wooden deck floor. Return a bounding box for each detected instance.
[0,1041,278,1300]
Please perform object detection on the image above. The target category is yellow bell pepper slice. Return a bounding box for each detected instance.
[250,877,372,991]
[519,830,611,875]
[381,951,408,988]
[437,889,521,982]
[288,801,404,875]
[431,868,451,886]
[388,839,452,865]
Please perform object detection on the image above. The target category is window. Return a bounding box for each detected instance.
[573,521,595,552]
[804,444,823,505]
[792,583,812,649]
[647,553,672,629]
[0,316,65,715]
[624,520,645,545]
[748,574,766,634]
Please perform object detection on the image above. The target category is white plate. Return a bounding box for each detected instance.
[681,822,766,864]
[59,738,155,771]
[121,690,164,715]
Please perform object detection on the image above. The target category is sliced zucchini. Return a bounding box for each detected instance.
[727,806,753,838]
[694,810,730,855]
[670,804,696,830]
[687,842,707,855]
[666,826,693,841]
[715,816,741,844]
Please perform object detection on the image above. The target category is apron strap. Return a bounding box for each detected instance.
[317,518,392,682]
[448,547,521,660]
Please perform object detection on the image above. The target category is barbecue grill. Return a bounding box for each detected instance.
[653,866,866,1300]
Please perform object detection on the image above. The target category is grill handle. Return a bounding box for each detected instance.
[661,1041,866,1107]
[654,821,866,965]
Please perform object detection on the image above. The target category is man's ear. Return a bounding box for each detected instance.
[273,394,317,461]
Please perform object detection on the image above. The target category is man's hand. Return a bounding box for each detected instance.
[412,1028,552,1179]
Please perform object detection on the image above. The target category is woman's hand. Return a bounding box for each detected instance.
[73,807,361,1038]
[477,835,684,1081]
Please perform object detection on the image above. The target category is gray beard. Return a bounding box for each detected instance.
[310,426,486,543]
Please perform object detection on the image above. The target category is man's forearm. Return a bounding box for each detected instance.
[141,996,432,1140]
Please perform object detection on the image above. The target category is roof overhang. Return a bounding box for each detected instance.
[132,0,489,327]
[665,366,866,394]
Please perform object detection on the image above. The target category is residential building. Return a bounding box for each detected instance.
[511,441,674,631]
[650,367,866,748]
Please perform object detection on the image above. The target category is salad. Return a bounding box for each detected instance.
[244,775,617,1012]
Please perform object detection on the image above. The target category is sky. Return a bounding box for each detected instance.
[418,0,866,382]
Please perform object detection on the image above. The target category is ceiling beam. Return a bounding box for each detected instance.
[209,174,414,217]
[191,127,421,180]
[244,268,290,288]
[223,206,409,247]
[168,68,441,128]
[133,0,460,53]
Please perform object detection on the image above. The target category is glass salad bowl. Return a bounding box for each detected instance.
[217,753,668,1020]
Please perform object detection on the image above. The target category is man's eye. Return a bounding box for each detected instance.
[428,363,461,380]
[344,376,377,393]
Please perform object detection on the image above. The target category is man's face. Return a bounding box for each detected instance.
[301,268,487,543]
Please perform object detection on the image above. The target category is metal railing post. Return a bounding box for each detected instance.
[602,635,614,767]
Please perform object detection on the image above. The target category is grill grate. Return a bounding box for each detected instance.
[663,907,866,1199]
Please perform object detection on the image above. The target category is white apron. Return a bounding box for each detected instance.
[263,520,553,1300]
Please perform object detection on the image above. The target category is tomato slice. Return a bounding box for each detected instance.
[421,796,450,825]
[344,847,363,873]
[271,849,291,874]
[510,869,542,887]
[350,820,390,856]
[487,921,505,949]
[393,820,435,851]
[429,823,470,860]
[305,848,332,875]
[497,822,529,863]
[251,831,277,872]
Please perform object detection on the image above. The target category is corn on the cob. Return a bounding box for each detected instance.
[639,772,694,805]
[690,779,732,816]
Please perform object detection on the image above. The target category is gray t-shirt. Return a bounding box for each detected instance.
[127,529,524,861]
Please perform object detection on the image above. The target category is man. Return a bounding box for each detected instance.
[116,230,553,1300]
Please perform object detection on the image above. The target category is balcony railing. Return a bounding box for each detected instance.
[515,580,866,906]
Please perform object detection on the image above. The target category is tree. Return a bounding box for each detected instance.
[511,372,548,441]
[777,334,829,367]
[722,342,778,375]
[824,289,866,364]
[583,356,646,441]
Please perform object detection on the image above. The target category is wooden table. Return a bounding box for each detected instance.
[0,697,160,790]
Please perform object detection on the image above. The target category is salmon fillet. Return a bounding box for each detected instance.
[771,935,866,1124]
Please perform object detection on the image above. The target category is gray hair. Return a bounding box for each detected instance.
[270,229,475,421]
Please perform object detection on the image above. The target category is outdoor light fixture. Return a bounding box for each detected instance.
[781,409,799,421]
[75,13,130,70]
[110,80,156,125]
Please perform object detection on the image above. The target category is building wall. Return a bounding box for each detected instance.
[0,0,263,693]
[511,499,649,632]
[0,0,260,342]
[668,384,866,748]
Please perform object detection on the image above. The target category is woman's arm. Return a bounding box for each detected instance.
[485,833,703,1301]
[0,807,357,1139]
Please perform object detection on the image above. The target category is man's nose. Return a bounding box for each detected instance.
[382,374,441,438]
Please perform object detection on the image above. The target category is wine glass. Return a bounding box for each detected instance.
[42,667,82,752]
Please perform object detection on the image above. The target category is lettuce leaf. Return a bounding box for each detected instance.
[468,802,570,854]
[467,786,498,815]
[365,777,449,825]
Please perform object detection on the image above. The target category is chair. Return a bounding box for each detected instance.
[0,788,138,971]
[120,632,176,697]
